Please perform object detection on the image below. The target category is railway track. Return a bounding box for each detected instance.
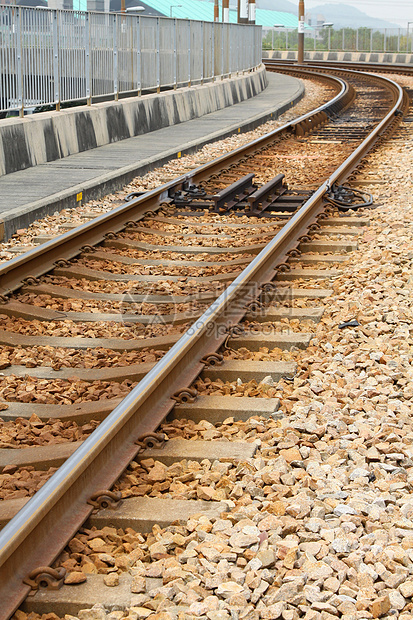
[0,66,409,619]
[264,58,413,77]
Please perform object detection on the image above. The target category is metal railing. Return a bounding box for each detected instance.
[263,27,413,55]
[0,5,262,115]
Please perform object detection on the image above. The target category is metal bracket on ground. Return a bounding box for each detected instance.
[23,567,66,592]
[200,353,224,367]
[135,432,167,450]
[172,388,198,403]
[87,490,123,510]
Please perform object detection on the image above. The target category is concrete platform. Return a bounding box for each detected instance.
[0,68,268,177]
[0,71,303,240]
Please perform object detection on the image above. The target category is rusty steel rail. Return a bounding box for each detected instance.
[266,63,410,140]
[0,69,347,298]
[264,58,413,77]
[0,69,406,619]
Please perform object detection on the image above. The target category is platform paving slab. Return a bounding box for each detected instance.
[0,72,303,239]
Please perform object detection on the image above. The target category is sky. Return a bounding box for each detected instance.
[288,0,413,27]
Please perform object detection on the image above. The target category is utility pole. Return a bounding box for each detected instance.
[238,0,248,23]
[297,0,304,63]
[222,0,229,22]
[408,22,413,54]
[214,0,219,22]
[248,0,255,24]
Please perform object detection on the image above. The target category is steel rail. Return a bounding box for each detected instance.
[0,70,406,619]
[0,70,347,298]
[267,63,410,131]
[264,58,413,77]
[264,61,411,110]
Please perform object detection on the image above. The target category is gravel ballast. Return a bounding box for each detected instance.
[9,75,413,620]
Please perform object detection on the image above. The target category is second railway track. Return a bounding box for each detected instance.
[0,65,410,619]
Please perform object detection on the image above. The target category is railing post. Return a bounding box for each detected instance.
[200,21,204,84]
[52,9,60,112]
[156,17,160,93]
[85,12,91,105]
[227,25,232,78]
[15,7,24,116]
[188,20,191,86]
[236,25,239,74]
[137,16,141,95]
[249,25,252,67]
[356,28,359,51]
[211,23,215,81]
[297,0,304,63]
[173,18,177,89]
[113,14,118,100]
[370,28,373,52]
[130,17,133,92]
[221,22,224,79]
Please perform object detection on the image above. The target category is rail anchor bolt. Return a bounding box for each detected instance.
[23,566,66,591]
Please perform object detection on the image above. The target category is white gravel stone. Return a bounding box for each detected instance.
[78,605,108,620]
[333,505,358,517]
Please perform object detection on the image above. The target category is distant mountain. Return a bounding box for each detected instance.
[254,0,399,29]
[303,3,399,29]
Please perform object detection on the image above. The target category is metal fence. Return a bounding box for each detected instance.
[263,27,413,55]
[0,5,262,115]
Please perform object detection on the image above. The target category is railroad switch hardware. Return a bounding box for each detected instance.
[325,183,373,211]
[169,174,313,217]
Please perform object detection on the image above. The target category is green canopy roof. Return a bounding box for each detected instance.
[138,0,299,27]
[255,8,298,28]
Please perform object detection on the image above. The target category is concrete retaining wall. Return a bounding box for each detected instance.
[263,50,413,65]
[0,66,267,178]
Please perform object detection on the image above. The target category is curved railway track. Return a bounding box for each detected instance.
[0,66,409,619]
[264,58,413,77]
